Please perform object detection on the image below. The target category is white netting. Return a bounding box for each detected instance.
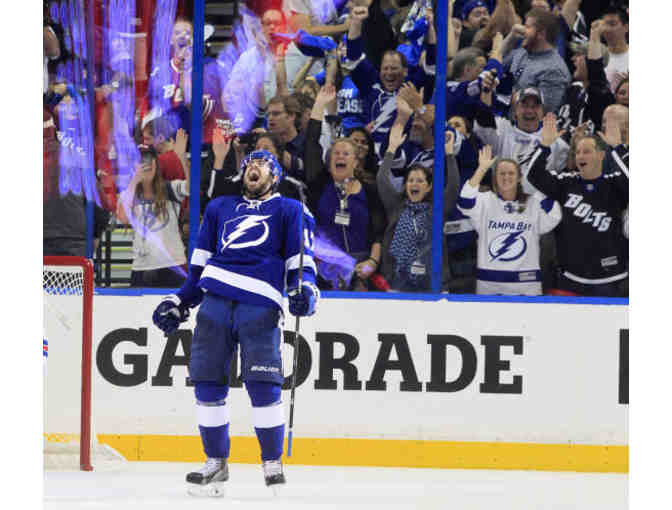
[43,262,126,470]
[43,267,85,296]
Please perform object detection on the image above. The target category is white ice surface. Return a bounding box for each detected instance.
[43,461,627,510]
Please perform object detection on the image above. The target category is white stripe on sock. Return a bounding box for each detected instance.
[252,402,285,429]
[196,403,230,428]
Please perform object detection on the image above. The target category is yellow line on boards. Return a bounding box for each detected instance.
[97,435,628,473]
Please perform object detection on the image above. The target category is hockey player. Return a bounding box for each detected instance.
[152,150,319,496]
[527,113,628,297]
[458,145,561,295]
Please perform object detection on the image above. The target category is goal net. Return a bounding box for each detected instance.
[43,256,125,470]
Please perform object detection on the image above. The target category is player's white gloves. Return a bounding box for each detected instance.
[152,295,190,334]
[288,282,319,317]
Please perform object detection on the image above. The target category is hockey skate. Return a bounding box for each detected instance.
[262,459,286,495]
[186,457,229,497]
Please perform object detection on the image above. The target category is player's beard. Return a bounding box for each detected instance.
[243,173,275,200]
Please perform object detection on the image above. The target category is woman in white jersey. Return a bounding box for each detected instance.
[117,144,189,287]
[457,145,561,295]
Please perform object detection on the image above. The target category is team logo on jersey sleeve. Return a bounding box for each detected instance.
[221,214,272,250]
[488,231,527,262]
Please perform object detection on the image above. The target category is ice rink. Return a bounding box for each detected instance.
[43,461,628,509]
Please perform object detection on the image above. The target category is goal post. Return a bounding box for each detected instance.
[43,256,94,471]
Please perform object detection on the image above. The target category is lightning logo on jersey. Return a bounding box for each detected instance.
[221,215,271,250]
[488,231,528,262]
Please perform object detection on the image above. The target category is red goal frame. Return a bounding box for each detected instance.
[43,256,94,471]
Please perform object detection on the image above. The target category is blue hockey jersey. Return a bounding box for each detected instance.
[176,193,317,311]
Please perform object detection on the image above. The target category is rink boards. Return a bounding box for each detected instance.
[48,292,628,472]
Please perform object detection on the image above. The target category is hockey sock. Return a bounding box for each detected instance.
[194,382,230,459]
[245,380,284,461]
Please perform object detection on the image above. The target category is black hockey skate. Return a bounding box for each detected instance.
[186,457,229,497]
[262,459,286,494]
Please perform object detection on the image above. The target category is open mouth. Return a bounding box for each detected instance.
[382,77,397,88]
[334,162,347,171]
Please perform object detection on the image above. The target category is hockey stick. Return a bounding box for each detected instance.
[287,184,306,457]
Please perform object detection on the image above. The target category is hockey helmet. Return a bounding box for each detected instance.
[240,150,284,186]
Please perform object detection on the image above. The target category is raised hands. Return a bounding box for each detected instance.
[469,145,496,188]
[540,113,565,147]
[481,69,498,93]
[387,121,407,153]
[315,84,337,108]
[450,18,463,38]
[477,145,497,171]
[589,19,605,40]
[490,32,504,60]
[350,5,369,24]
[598,115,622,148]
[444,130,455,156]
[213,126,232,165]
[395,95,414,120]
[174,128,188,158]
[424,6,434,27]
[510,24,527,40]
[397,83,424,113]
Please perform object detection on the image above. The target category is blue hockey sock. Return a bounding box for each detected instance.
[245,381,284,461]
[194,382,230,459]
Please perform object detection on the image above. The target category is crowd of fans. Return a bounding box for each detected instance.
[43,0,629,297]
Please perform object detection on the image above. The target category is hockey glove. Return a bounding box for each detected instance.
[288,282,319,317]
[152,295,190,335]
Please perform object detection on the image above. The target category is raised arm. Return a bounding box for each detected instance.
[501,23,526,59]
[586,19,605,61]
[457,145,495,222]
[561,0,582,29]
[468,145,497,189]
[347,5,367,41]
[397,82,432,127]
[443,131,461,215]
[275,44,290,97]
[527,113,565,199]
[208,127,240,198]
[376,122,407,215]
[44,25,61,59]
[343,6,377,93]
[174,128,190,188]
[474,0,520,48]
[288,12,349,38]
[116,167,142,225]
[305,85,337,184]
[448,16,462,63]
[291,56,317,91]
